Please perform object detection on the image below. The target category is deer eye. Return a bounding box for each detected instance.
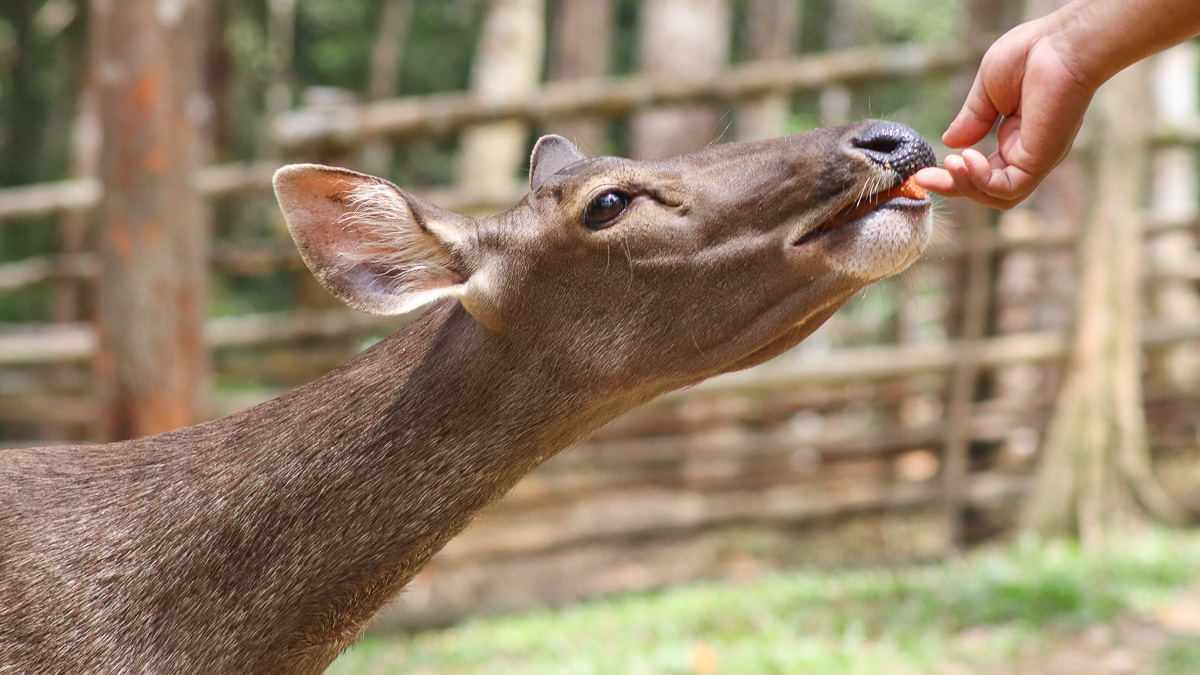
[582,190,629,229]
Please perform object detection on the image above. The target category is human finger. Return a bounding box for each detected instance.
[943,152,1028,209]
[913,166,958,196]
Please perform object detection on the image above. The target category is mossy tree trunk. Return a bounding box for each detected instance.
[1021,63,1191,547]
[91,0,211,440]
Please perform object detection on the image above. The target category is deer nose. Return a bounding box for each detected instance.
[848,121,937,179]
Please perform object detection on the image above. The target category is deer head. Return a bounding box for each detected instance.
[274,119,933,396]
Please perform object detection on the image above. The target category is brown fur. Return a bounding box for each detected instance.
[0,121,934,673]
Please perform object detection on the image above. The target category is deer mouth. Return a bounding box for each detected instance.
[793,175,929,247]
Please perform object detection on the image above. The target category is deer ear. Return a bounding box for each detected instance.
[530,135,586,191]
[273,164,473,316]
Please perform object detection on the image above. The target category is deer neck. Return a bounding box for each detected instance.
[216,300,636,661]
[271,300,631,487]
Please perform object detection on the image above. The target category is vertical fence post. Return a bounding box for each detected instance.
[941,208,993,548]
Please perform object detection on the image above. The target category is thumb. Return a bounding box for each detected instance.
[943,76,1002,149]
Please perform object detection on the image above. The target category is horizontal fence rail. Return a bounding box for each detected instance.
[0,166,528,224]
[274,41,987,148]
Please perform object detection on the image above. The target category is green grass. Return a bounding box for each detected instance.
[328,529,1200,674]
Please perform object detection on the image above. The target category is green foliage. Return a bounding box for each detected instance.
[394,0,486,96]
[293,0,485,98]
[609,0,645,76]
[0,0,85,187]
[0,0,974,334]
[219,2,276,160]
[208,270,295,318]
[854,0,961,44]
[295,0,379,94]
[798,0,962,52]
[0,285,52,323]
[0,0,85,317]
[0,217,60,322]
[328,528,1200,674]
[1160,639,1200,675]
[0,0,969,186]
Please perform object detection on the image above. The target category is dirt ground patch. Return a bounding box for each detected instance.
[945,599,1200,675]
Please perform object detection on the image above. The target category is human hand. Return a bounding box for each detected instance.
[915,17,1101,209]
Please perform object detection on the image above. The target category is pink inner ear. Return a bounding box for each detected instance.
[277,168,373,256]
[274,164,467,316]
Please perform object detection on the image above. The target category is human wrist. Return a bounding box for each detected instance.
[1043,0,1200,88]
[1037,5,1122,91]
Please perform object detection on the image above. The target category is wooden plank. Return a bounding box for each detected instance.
[0,324,95,365]
[0,395,97,426]
[12,383,1197,461]
[0,163,267,222]
[0,310,398,366]
[0,254,99,291]
[0,174,527,226]
[674,330,1068,397]
[434,472,1029,563]
[0,162,274,222]
[942,201,998,547]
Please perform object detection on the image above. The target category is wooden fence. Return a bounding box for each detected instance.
[3,35,1200,629]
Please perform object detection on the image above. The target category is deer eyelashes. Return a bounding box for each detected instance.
[582,190,629,229]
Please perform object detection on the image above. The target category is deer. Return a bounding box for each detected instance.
[0,119,934,674]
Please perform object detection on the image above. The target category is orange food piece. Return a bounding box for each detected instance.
[900,175,927,200]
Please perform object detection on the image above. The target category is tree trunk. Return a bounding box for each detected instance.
[362,0,414,174]
[1147,44,1200,390]
[545,0,616,153]
[631,0,731,159]
[1021,63,1191,547]
[735,0,799,141]
[264,0,296,124]
[458,0,545,199]
[91,0,211,440]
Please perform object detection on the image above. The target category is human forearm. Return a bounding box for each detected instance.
[1049,0,1200,86]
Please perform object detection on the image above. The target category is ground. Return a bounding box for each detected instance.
[327,528,1200,674]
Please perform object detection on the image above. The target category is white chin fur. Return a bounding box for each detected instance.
[827,206,932,280]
